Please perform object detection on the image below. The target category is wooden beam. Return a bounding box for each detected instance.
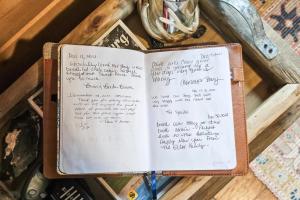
[0,0,52,47]
[0,0,136,125]
[247,84,300,142]
[245,81,275,115]
[0,0,70,59]
[161,84,300,200]
[0,0,110,93]
[199,1,300,85]
[96,177,122,200]
[249,100,300,160]
[161,177,211,200]
[62,0,137,45]
[214,170,276,200]
[0,59,43,122]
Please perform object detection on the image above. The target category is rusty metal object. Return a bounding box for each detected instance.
[219,0,278,59]
[199,0,300,85]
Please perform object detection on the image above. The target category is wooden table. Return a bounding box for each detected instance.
[0,0,299,199]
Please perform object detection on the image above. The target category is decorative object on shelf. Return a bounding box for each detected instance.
[138,0,200,43]
[0,110,40,181]
[94,20,147,50]
[251,117,300,200]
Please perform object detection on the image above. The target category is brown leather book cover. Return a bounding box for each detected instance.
[43,43,248,178]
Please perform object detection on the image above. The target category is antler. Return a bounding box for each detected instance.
[138,0,200,43]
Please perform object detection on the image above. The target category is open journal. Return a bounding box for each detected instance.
[57,44,248,175]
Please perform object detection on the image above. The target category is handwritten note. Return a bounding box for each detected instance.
[59,45,150,174]
[59,45,237,174]
[146,47,237,170]
[156,113,229,151]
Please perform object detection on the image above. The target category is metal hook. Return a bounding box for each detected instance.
[219,0,278,60]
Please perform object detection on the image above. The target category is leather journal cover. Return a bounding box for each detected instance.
[43,43,248,178]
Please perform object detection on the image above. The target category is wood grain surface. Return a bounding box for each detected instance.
[0,0,52,47]
[214,170,276,200]
[0,0,107,93]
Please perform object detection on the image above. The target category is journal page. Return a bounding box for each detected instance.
[59,45,150,174]
[145,47,237,171]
